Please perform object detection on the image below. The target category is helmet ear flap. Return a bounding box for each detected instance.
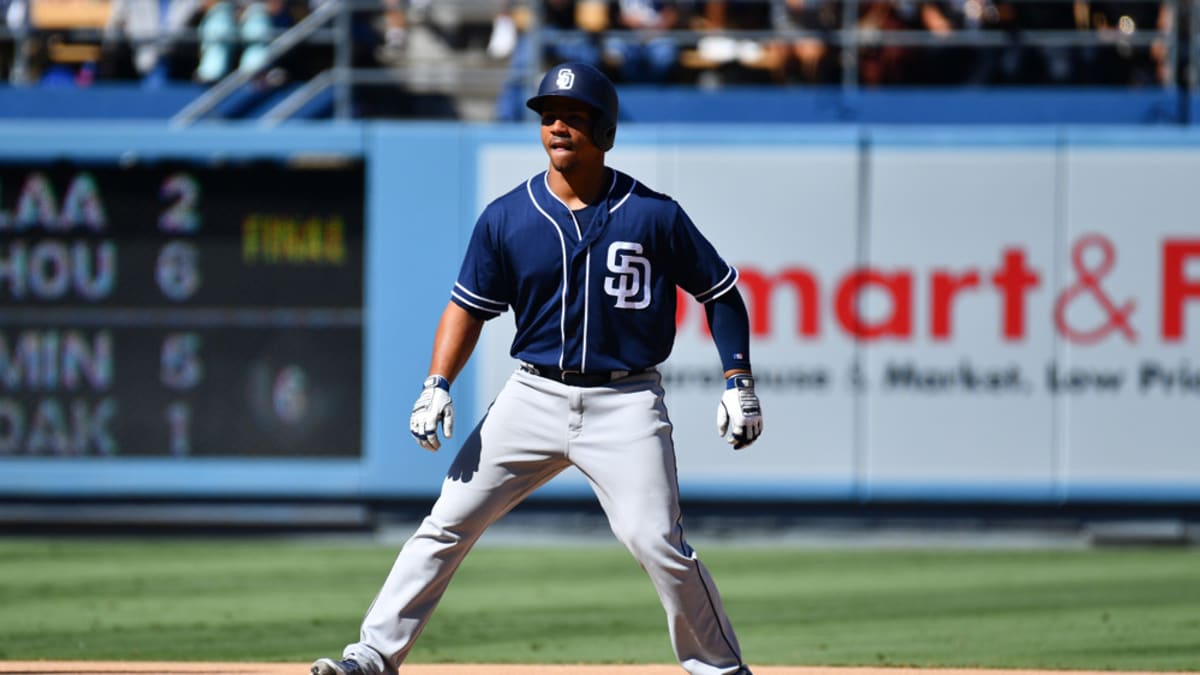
[593,117,616,152]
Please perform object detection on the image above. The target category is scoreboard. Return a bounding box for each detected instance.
[0,159,365,459]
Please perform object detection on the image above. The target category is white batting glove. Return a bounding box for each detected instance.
[410,375,454,451]
[717,373,762,450]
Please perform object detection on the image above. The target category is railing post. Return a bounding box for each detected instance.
[527,0,545,121]
[8,25,32,85]
[1160,0,1179,91]
[1190,0,1199,92]
[841,0,859,90]
[334,0,354,120]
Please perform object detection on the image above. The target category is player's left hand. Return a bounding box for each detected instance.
[717,373,762,450]
[411,375,454,451]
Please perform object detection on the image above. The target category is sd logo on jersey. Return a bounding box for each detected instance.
[604,241,651,309]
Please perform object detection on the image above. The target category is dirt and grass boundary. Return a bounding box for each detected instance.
[3,666,1196,675]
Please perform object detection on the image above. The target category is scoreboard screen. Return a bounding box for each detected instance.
[0,159,364,458]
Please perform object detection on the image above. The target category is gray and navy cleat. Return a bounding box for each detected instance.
[310,658,365,675]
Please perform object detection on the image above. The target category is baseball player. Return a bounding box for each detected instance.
[311,61,763,675]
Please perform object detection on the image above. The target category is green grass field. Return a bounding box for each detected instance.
[1,537,1198,670]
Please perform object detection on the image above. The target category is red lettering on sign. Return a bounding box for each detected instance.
[738,268,819,337]
[931,270,981,341]
[990,248,1041,341]
[675,243,1200,345]
[835,270,912,339]
[1163,239,1200,341]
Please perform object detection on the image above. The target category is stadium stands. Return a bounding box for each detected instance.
[0,0,1191,123]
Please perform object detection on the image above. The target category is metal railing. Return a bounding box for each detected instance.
[0,0,1189,125]
[168,0,506,126]
[170,0,348,126]
[535,0,1181,90]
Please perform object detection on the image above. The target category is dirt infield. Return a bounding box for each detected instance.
[1,665,1195,675]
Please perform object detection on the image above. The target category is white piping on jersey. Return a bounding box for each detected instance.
[581,173,619,371]
[451,282,507,315]
[695,266,740,304]
[609,179,637,214]
[564,207,590,371]
[582,246,591,372]
[526,175,571,369]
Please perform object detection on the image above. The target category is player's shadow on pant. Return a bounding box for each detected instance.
[445,412,487,483]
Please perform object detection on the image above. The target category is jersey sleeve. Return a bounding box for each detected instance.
[450,206,510,320]
[669,206,739,304]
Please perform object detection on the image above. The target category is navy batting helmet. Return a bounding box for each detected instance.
[526,62,619,152]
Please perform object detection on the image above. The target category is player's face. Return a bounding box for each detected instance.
[539,98,603,172]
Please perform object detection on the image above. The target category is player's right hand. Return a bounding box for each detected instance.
[410,375,454,451]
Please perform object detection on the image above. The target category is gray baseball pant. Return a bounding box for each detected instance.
[343,368,746,675]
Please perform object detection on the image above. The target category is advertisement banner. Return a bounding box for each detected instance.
[4,125,1197,503]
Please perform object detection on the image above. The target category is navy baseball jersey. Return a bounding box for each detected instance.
[451,168,738,372]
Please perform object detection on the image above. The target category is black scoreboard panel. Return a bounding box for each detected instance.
[0,159,364,458]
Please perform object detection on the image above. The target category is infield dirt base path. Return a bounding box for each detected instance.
[2,665,1196,675]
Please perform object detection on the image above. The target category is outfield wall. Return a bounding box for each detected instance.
[1,122,1198,504]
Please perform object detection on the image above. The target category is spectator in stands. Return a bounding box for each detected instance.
[700,0,773,36]
[1,0,27,82]
[603,0,689,83]
[487,0,519,60]
[690,0,774,84]
[493,0,605,121]
[1087,0,1166,85]
[7,0,113,85]
[200,0,391,89]
[852,0,995,85]
[765,0,842,84]
[306,0,401,69]
[1011,0,1091,83]
[238,0,283,73]
[195,0,235,82]
[102,0,205,85]
[195,0,309,82]
[854,0,919,85]
[377,0,410,62]
[1151,0,1183,86]
[919,0,1021,85]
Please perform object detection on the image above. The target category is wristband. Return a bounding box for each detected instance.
[726,374,754,390]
